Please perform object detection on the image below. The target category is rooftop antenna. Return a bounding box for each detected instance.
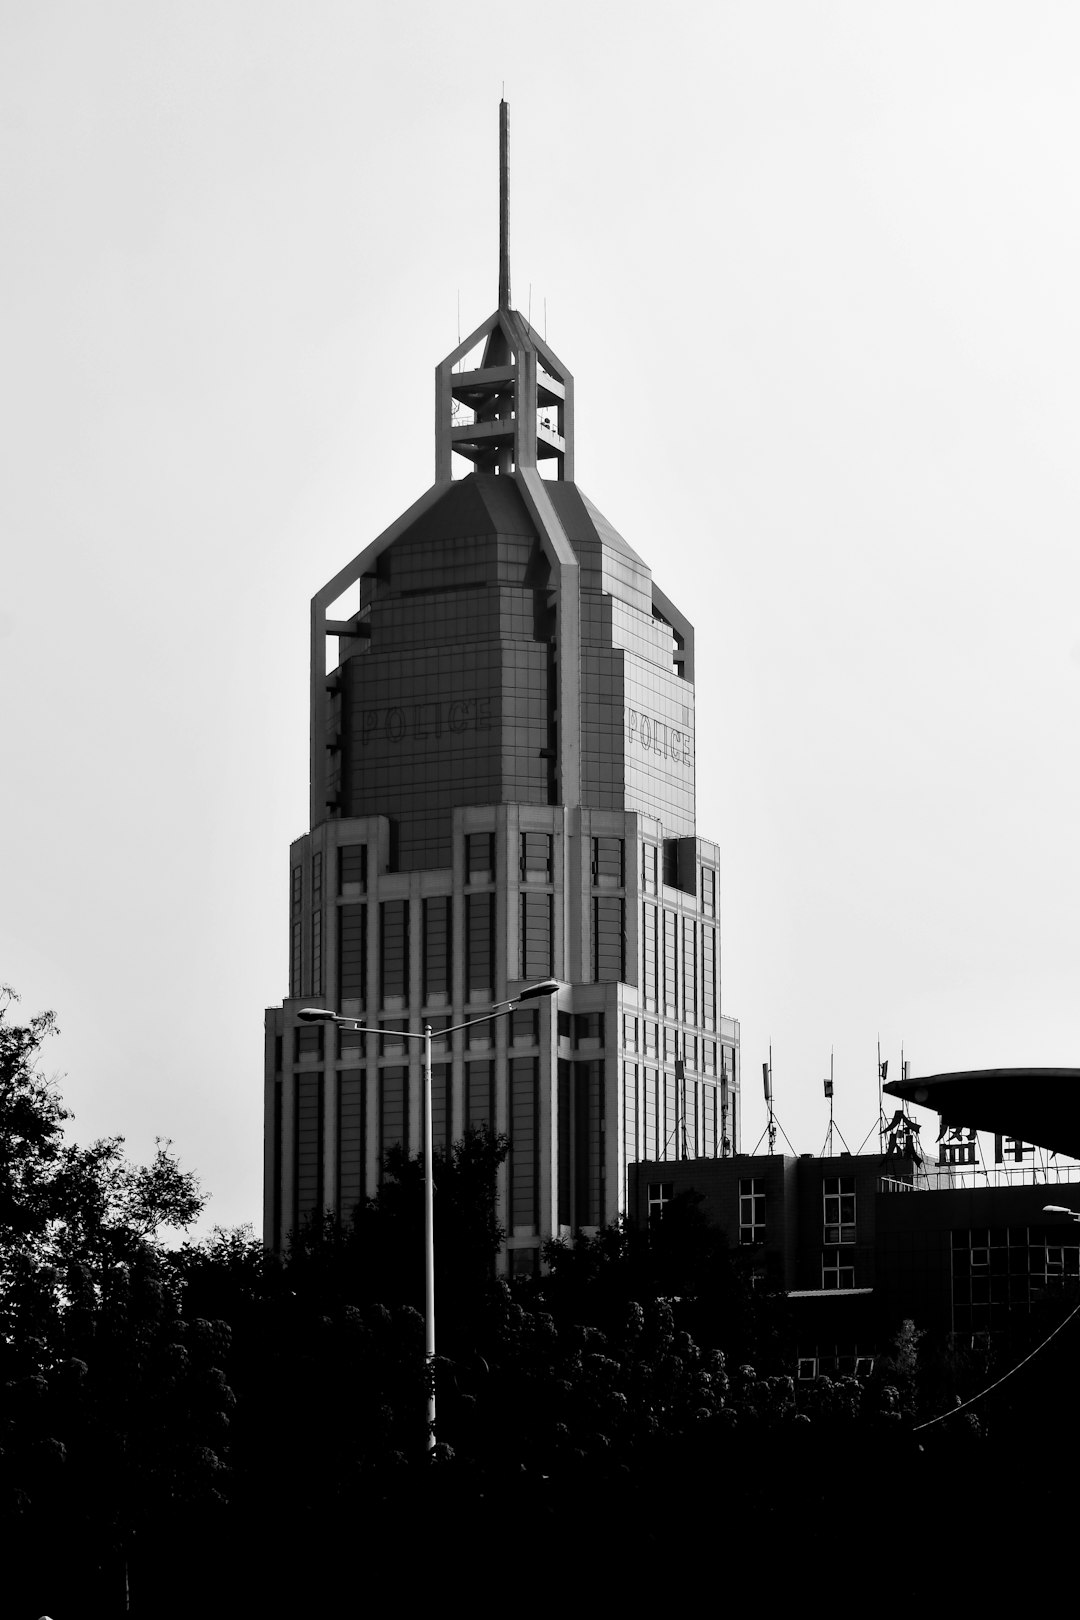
[820,1049,852,1157]
[750,1045,797,1156]
[764,1045,776,1155]
[499,98,511,311]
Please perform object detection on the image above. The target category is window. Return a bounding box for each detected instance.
[339,844,367,897]
[647,1181,672,1228]
[593,896,625,981]
[592,836,624,889]
[823,1177,856,1245]
[339,903,366,1012]
[466,831,495,883]
[422,897,451,1004]
[701,866,717,918]
[295,1025,323,1063]
[521,892,553,980]
[642,844,658,896]
[511,1007,538,1047]
[662,910,677,1017]
[380,900,409,1007]
[681,918,697,1023]
[740,1178,765,1244]
[520,831,553,883]
[642,904,658,1012]
[466,892,495,1000]
[822,1252,855,1290]
[312,851,323,904]
[702,927,717,1030]
[312,908,323,996]
[290,920,301,999]
[574,1012,604,1049]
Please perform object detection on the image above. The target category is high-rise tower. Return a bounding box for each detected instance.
[264,105,740,1269]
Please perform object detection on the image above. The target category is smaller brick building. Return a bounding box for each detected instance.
[629,1151,1080,1375]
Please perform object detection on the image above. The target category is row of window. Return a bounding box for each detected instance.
[288,1056,543,1232]
[292,891,629,1003]
[641,905,718,1026]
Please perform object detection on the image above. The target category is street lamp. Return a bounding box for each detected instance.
[1043,1204,1080,1223]
[298,978,558,1451]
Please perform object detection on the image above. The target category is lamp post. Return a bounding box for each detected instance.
[299,978,558,1451]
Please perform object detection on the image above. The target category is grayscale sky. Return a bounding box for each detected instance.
[3,1,1078,1233]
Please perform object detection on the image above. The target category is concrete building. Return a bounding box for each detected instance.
[264,106,740,1267]
[628,1144,1080,1372]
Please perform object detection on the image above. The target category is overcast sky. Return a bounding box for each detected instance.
[3,2,1079,1233]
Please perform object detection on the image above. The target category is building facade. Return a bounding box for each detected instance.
[629,1150,1080,1372]
[264,110,740,1267]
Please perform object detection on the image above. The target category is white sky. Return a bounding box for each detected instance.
[3,2,1079,1233]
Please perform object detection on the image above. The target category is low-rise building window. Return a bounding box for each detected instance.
[647,1181,672,1228]
[823,1176,856,1244]
[739,1178,765,1244]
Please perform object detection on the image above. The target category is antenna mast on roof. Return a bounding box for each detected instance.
[499,99,511,311]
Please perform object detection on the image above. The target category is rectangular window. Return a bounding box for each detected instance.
[430,1062,450,1152]
[297,1071,324,1222]
[466,831,495,883]
[379,1066,408,1164]
[624,1061,638,1164]
[574,1012,604,1049]
[592,836,624,889]
[521,891,553,981]
[644,1022,658,1059]
[466,891,495,1000]
[702,927,717,1031]
[644,1068,659,1159]
[339,1027,365,1063]
[701,866,717,918]
[520,831,553,883]
[660,913,676,1010]
[510,1056,539,1229]
[379,1018,408,1057]
[739,1178,765,1244]
[622,1014,638,1051]
[291,865,303,918]
[642,843,658,896]
[422,897,451,1004]
[339,844,367,897]
[702,1081,717,1158]
[337,1070,365,1222]
[312,908,323,996]
[338,904,367,1010]
[822,1252,855,1290]
[465,1059,495,1131]
[290,920,302,999]
[511,1007,538,1046]
[312,851,323,904]
[823,1177,856,1245]
[648,1181,672,1229]
[380,900,409,1007]
[574,1059,604,1228]
[682,918,697,1023]
[295,1024,323,1063]
[593,895,626,981]
[642,904,658,1012]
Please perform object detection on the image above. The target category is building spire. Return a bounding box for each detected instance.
[499,99,510,311]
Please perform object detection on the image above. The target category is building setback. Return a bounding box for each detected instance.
[264,106,740,1269]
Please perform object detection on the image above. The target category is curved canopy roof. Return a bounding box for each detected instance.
[883,1068,1080,1161]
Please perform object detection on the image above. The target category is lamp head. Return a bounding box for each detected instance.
[516,979,559,1001]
